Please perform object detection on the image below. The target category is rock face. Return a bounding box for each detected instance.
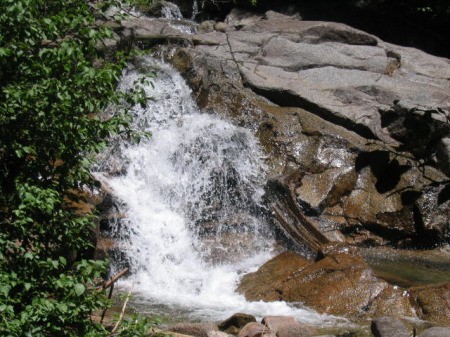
[160,9,450,250]
[236,249,416,318]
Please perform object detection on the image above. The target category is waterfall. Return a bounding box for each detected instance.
[95,56,341,325]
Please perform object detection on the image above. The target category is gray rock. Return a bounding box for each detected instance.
[371,317,410,337]
[193,10,450,146]
[419,327,450,337]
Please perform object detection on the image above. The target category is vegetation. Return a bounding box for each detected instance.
[0,0,149,335]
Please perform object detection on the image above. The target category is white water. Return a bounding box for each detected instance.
[97,57,344,326]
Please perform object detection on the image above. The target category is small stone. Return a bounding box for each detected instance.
[214,22,229,33]
[198,20,215,33]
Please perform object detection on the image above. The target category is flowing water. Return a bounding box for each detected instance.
[95,56,344,326]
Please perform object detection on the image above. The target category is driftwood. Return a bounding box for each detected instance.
[98,268,130,325]
[99,268,129,291]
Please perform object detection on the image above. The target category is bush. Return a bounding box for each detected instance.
[0,0,147,335]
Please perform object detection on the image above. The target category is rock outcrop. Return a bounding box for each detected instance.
[156,9,450,251]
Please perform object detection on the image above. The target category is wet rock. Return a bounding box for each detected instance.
[168,323,219,337]
[237,252,310,301]
[370,317,410,337]
[237,249,416,318]
[409,283,450,325]
[218,313,257,334]
[237,322,275,337]
[419,327,450,337]
[262,316,318,337]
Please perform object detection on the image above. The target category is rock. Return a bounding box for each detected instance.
[370,317,410,337]
[120,18,191,47]
[409,283,450,325]
[168,323,219,337]
[237,250,416,318]
[237,322,275,337]
[169,35,449,248]
[214,22,229,33]
[207,332,231,337]
[236,252,310,301]
[262,316,318,337]
[199,20,215,33]
[419,327,450,337]
[436,137,450,176]
[218,313,257,334]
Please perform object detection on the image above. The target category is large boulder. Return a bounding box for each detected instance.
[237,248,416,318]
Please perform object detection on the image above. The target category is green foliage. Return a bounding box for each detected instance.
[0,0,150,336]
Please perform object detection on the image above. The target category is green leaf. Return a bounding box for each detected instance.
[74,283,85,296]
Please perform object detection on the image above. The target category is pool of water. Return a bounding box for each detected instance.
[363,247,450,287]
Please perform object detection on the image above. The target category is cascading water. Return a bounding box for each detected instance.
[95,56,341,325]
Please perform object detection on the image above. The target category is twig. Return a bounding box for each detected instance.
[99,268,129,290]
[111,283,134,334]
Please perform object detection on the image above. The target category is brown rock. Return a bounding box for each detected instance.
[237,322,275,337]
[218,313,257,334]
[262,316,318,337]
[238,250,416,318]
[409,283,450,325]
[236,252,310,301]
